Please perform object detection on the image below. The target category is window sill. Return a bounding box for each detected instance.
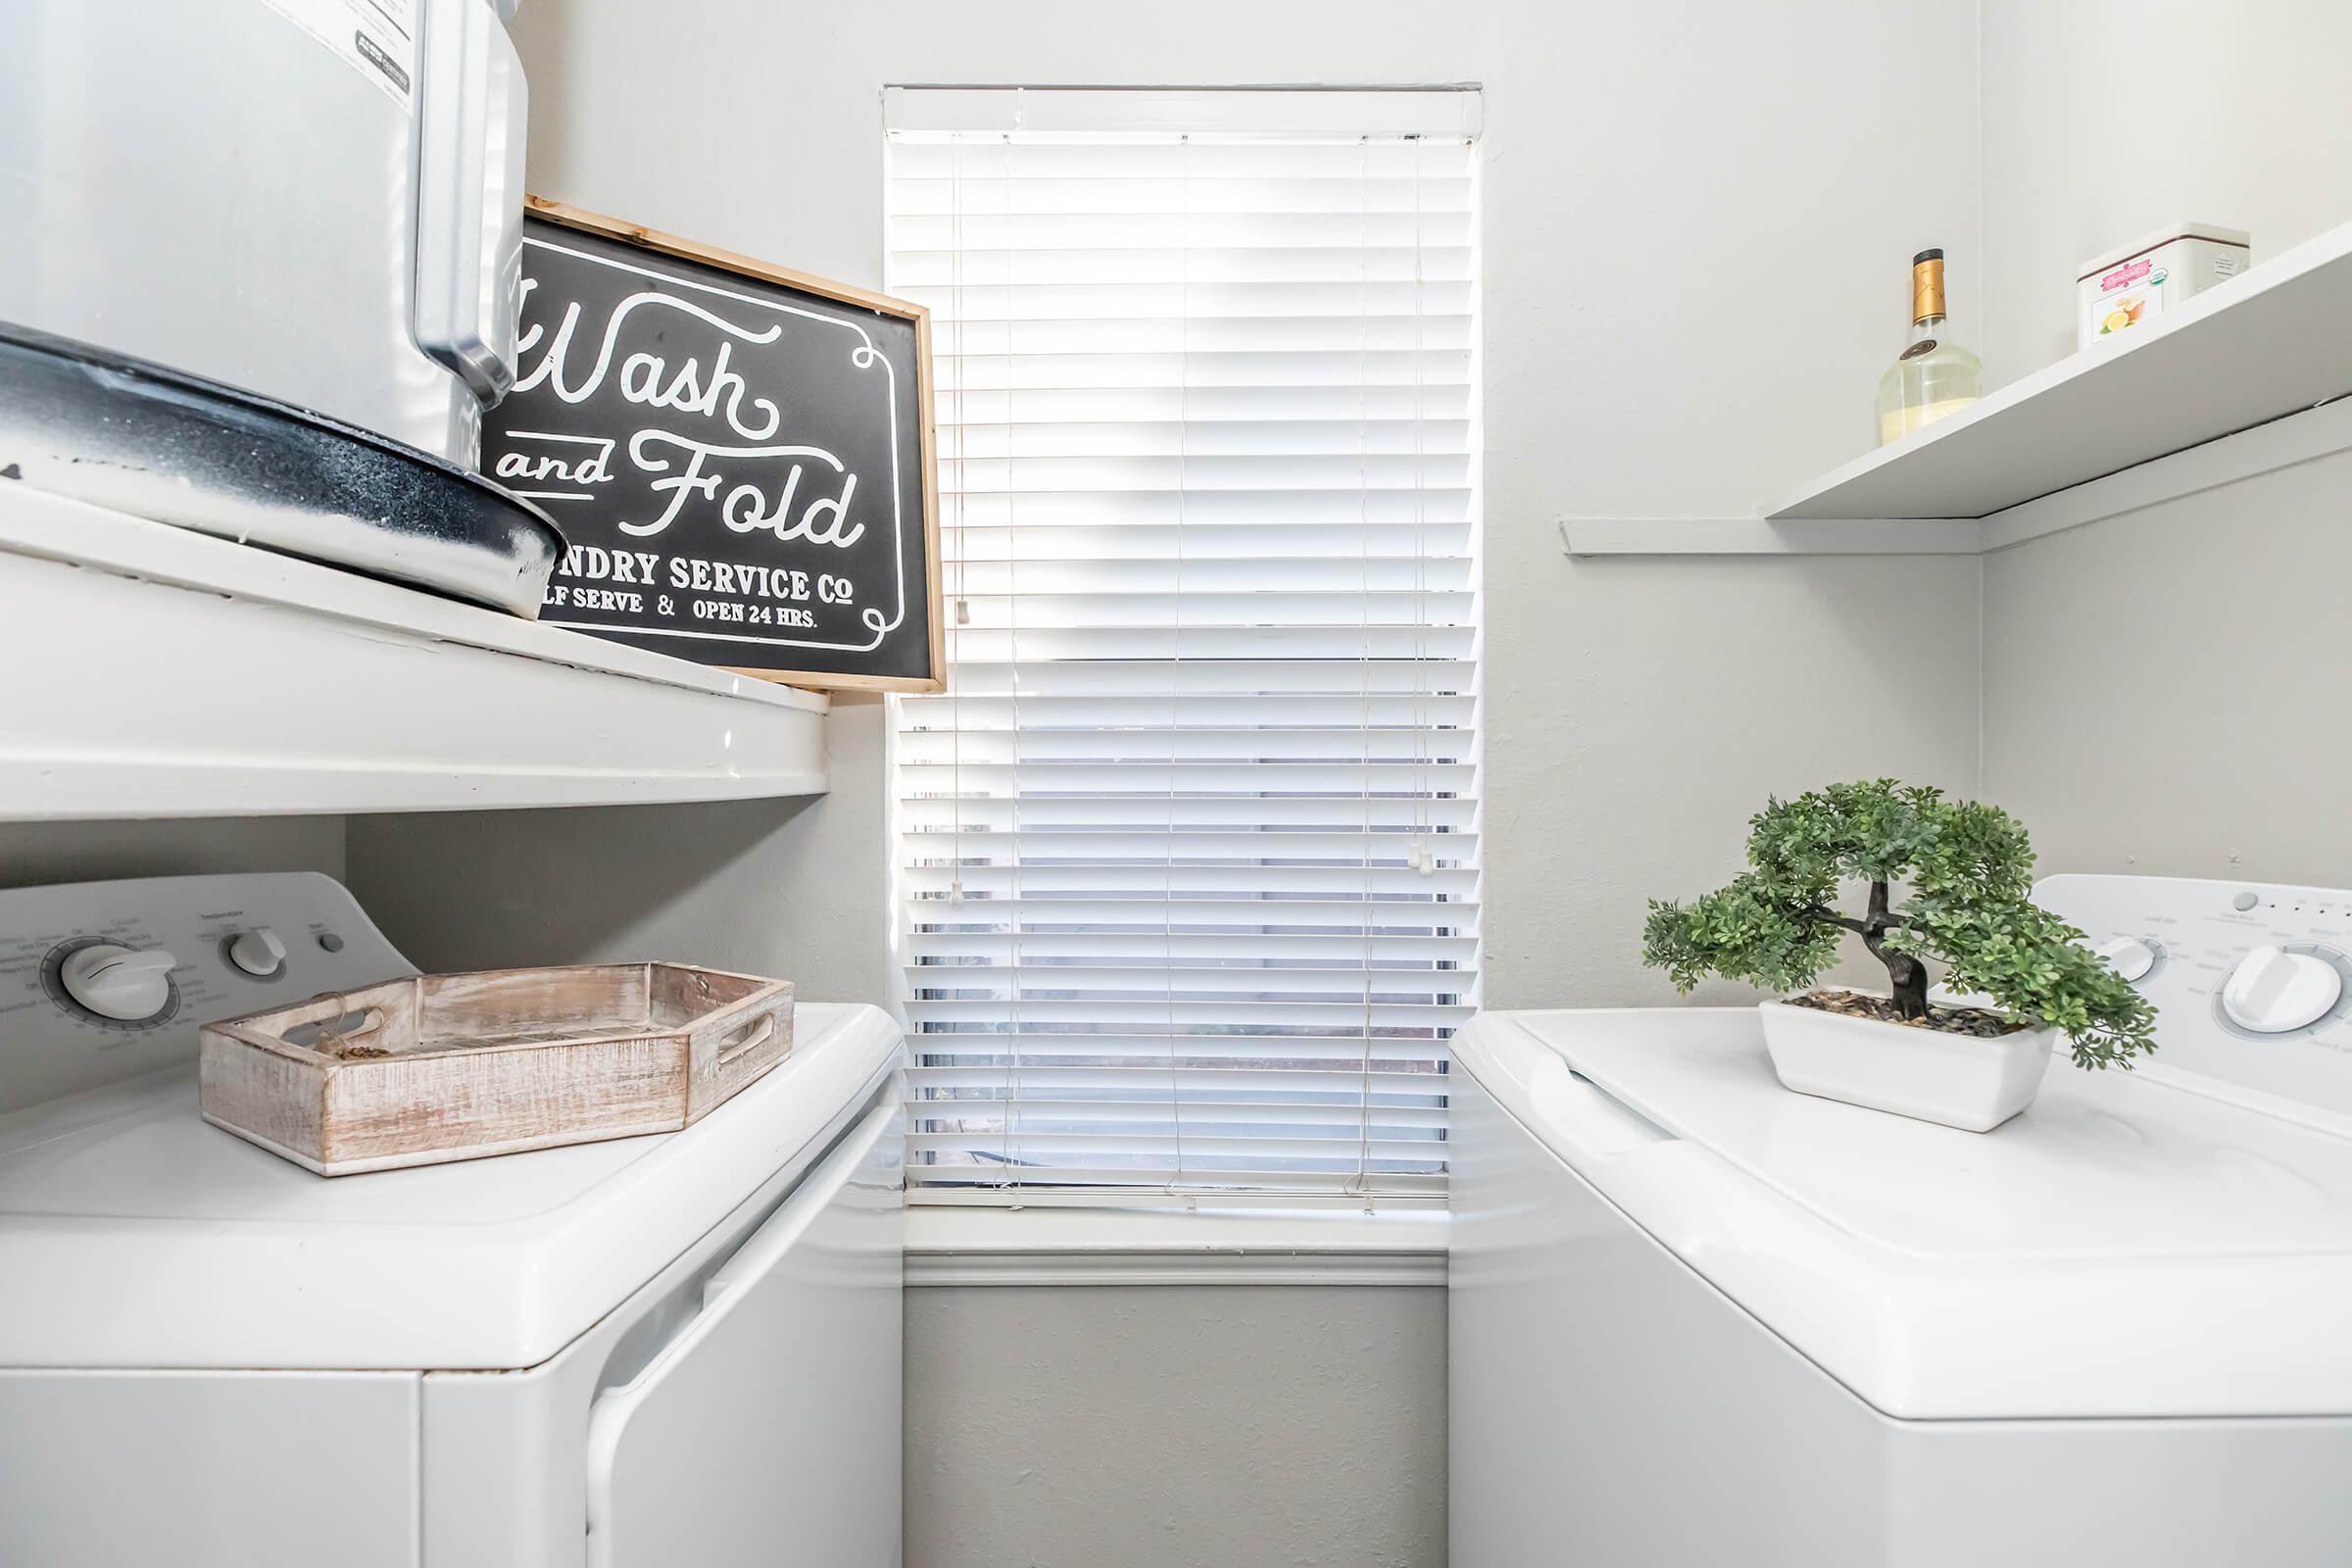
[903,1204,1449,1288]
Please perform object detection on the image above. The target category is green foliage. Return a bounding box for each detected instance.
[1641,780,2157,1071]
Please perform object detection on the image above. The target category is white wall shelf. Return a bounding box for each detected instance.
[0,486,829,819]
[1568,219,2352,557]
[1563,393,2352,558]
[1773,218,2352,520]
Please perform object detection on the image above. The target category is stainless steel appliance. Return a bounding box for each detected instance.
[0,0,529,467]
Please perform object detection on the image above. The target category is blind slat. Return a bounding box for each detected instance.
[904,896,1478,924]
[909,933,1479,961]
[903,1035,1451,1067]
[902,800,1477,828]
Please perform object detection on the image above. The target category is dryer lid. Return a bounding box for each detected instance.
[0,1003,901,1371]
[1460,1005,2352,1420]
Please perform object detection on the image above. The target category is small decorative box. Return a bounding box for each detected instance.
[2076,221,2250,349]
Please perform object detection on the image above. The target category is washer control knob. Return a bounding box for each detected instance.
[2096,936,2156,983]
[61,945,179,1022]
[2222,946,2342,1034]
[227,927,288,978]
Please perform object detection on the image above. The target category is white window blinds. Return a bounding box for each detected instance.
[886,88,1481,1202]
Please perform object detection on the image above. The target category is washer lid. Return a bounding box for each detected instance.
[0,1003,901,1371]
[1459,1006,2352,1420]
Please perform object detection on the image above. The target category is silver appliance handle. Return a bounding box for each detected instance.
[413,0,526,404]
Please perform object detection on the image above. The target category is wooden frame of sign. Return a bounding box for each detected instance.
[489,196,944,693]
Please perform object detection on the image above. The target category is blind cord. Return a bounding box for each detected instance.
[1002,115,1024,1204]
[1163,131,1191,1199]
[948,131,967,910]
[1411,133,1433,877]
[1350,133,1378,1204]
[936,130,968,1200]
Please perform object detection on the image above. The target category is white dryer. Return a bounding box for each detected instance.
[0,873,905,1568]
[1451,874,2352,1567]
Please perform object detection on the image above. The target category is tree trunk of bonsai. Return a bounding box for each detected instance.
[1861,879,1931,1019]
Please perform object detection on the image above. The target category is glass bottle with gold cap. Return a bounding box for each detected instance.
[1875,248,1981,446]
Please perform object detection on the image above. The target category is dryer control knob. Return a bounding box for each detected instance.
[227,927,288,978]
[2095,937,2156,983]
[2222,946,2341,1034]
[61,945,179,1022]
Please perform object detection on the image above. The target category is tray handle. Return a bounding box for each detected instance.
[277,991,393,1058]
[715,1009,778,1066]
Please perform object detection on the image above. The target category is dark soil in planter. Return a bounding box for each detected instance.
[1785,989,2027,1039]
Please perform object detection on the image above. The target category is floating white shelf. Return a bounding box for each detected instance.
[0,486,828,819]
[1773,218,2352,522]
[1566,219,2352,556]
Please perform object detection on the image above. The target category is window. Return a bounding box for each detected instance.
[886,88,1481,1204]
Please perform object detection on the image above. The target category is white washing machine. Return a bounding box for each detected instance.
[1451,874,2352,1566]
[0,872,905,1568]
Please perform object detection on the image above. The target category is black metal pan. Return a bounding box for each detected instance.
[0,321,564,617]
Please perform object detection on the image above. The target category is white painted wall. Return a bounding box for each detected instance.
[1979,0,2352,389]
[1975,0,2352,881]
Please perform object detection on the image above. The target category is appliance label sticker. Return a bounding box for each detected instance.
[256,0,417,112]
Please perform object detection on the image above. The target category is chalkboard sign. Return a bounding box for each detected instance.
[485,198,942,691]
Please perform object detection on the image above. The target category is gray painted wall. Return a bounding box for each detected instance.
[1982,449,2352,886]
[17,10,2342,1568]
[0,817,342,891]
[368,4,1984,1566]
[1976,0,2352,881]
[906,1286,1447,1568]
[466,0,1987,1004]
[1474,0,1984,1007]
[347,699,895,1004]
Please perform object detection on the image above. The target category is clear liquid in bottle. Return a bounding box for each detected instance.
[1876,248,1981,446]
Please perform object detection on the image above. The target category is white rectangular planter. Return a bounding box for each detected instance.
[1757,997,2057,1133]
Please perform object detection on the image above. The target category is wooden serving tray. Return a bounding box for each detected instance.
[199,963,794,1176]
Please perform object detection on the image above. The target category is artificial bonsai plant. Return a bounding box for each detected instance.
[1641,779,2155,1071]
